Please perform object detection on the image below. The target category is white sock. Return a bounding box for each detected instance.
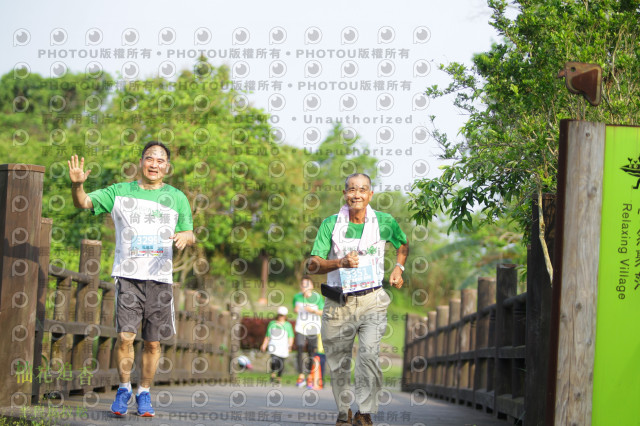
[137,386,150,396]
[119,382,132,392]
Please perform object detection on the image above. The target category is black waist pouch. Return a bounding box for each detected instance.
[321,283,346,306]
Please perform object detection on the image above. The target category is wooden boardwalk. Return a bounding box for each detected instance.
[2,383,506,426]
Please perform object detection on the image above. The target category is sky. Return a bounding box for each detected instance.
[1,0,500,191]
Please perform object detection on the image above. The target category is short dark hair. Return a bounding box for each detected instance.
[142,141,170,161]
[344,173,371,190]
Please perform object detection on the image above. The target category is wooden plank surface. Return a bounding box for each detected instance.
[553,120,605,426]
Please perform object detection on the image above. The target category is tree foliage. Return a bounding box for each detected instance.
[409,0,640,237]
[0,64,386,297]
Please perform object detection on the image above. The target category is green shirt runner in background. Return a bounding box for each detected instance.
[266,320,295,358]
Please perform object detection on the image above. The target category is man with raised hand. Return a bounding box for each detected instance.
[306,173,409,426]
[68,141,194,417]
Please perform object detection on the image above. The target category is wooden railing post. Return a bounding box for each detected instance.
[161,284,180,384]
[494,263,518,417]
[474,277,496,409]
[51,276,71,372]
[184,289,197,383]
[402,314,424,390]
[435,305,449,387]
[97,264,115,391]
[174,289,186,384]
[0,164,45,407]
[426,311,437,386]
[31,217,52,402]
[512,294,526,401]
[219,308,232,381]
[189,290,209,382]
[446,299,461,398]
[457,288,477,404]
[402,315,414,390]
[526,193,556,426]
[228,296,242,384]
[71,240,102,390]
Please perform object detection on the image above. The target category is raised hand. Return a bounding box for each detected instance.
[68,154,92,184]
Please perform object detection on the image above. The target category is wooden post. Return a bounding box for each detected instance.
[161,284,180,385]
[418,317,429,388]
[446,299,461,393]
[512,296,526,400]
[0,164,45,407]
[435,305,449,387]
[228,297,242,384]
[219,309,232,382]
[51,277,71,369]
[526,191,556,426]
[71,240,102,379]
[494,263,518,416]
[97,279,115,391]
[548,121,604,425]
[185,290,198,383]
[457,288,477,403]
[402,314,414,390]
[487,302,496,395]
[204,304,216,381]
[474,277,496,407]
[426,311,437,386]
[175,290,187,384]
[402,314,424,390]
[31,217,52,402]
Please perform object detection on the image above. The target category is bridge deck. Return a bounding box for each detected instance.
[2,383,507,425]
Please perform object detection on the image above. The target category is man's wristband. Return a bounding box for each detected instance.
[395,263,405,272]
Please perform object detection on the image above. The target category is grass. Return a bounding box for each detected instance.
[0,413,53,426]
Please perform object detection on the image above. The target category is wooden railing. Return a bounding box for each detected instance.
[0,164,236,407]
[31,229,234,403]
[403,265,525,421]
[402,196,556,425]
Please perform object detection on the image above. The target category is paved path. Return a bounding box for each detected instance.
[2,384,506,426]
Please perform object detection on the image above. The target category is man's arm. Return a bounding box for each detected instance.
[389,241,410,289]
[305,251,359,275]
[68,155,94,209]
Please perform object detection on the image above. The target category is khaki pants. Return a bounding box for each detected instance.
[321,287,391,418]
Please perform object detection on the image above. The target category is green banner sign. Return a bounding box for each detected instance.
[593,125,640,424]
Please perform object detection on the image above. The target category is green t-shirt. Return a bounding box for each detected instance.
[266,320,294,358]
[310,211,407,259]
[292,291,325,335]
[88,181,193,283]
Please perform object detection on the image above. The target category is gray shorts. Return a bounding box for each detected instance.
[115,277,176,341]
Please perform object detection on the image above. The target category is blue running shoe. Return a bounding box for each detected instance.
[110,387,132,416]
[136,391,155,417]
